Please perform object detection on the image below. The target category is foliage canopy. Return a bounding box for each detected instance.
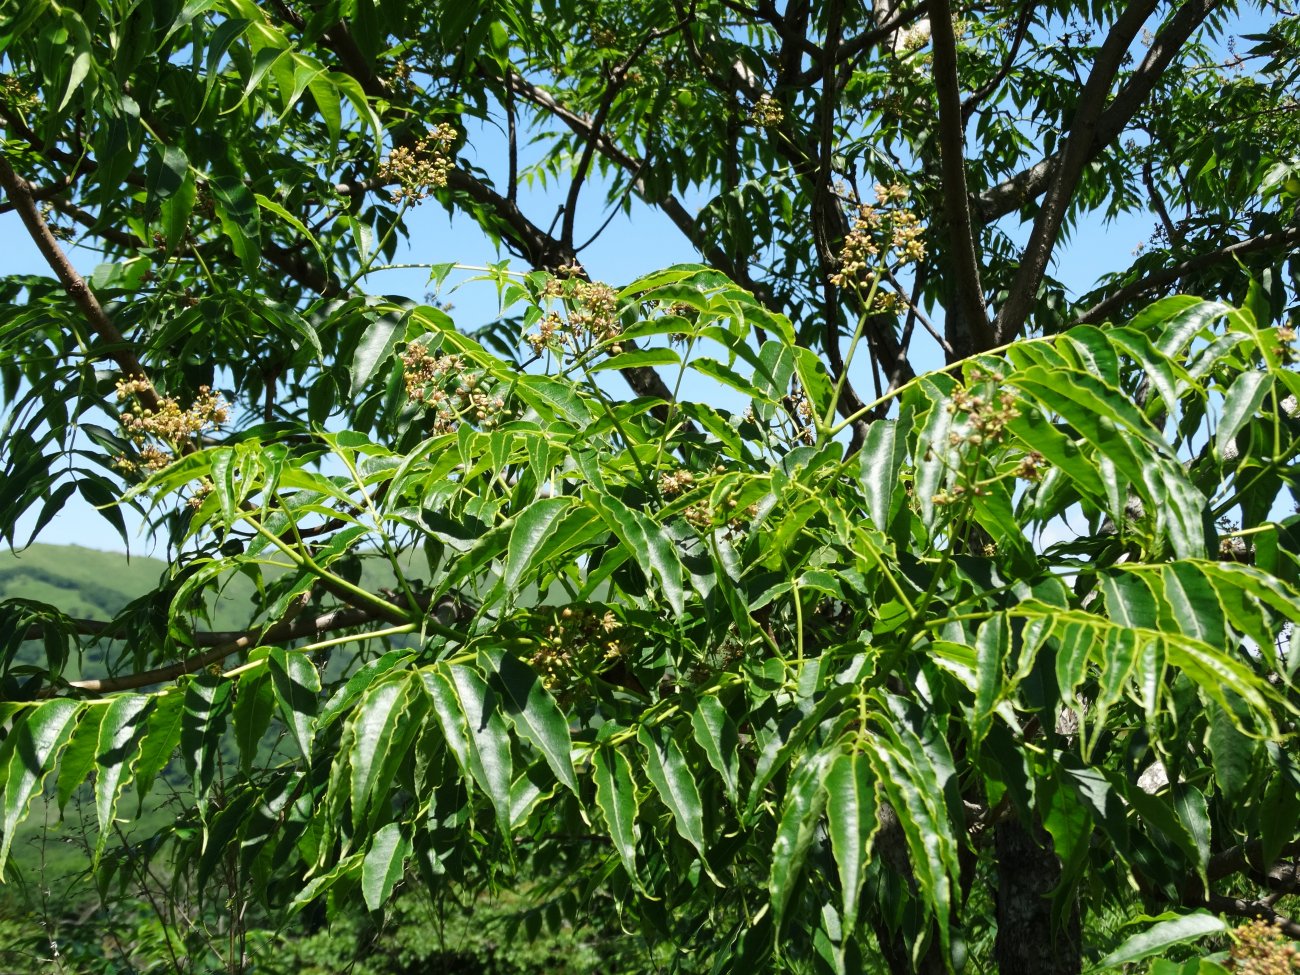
[2,0,1300,972]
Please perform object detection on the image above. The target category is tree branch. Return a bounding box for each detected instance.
[35,589,466,695]
[927,0,994,355]
[60,602,390,694]
[993,0,1162,342]
[1200,893,1300,939]
[1208,838,1300,884]
[1073,226,1300,325]
[503,70,780,307]
[793,2,927,86]
[977,0,1225,227]
[0,152,163,415]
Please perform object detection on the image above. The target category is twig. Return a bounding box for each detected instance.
[1074,225,1300,325]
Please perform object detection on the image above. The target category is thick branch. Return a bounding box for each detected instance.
[1201,894,1300,939]
[1208,838,1300,885]
[60,602,388,694]
[0,152,163,415]
[1073,226,1300,325]
[977,0,1224,227]
[927,0,994,355]
[993,0,1161,342]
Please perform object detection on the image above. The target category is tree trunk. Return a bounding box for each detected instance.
[994,818,1082,975]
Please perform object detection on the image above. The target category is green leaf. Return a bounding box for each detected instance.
[1216,370,1271,457]
[590,348,681,373]
[826,750,876,936]
[233,668,274,773]
[350,315,404,394]
[503,496,573,599]
[160,147,196,257]
[637,725,707,857]
[1208,701,1257,800]
[424,666,513,833]
[210,174,262,272]
[56,706,107,814]
[589,492,686,614]
[347,677,410,828]
[255,192,323,265]
[866,731,958,953]
[592,745,639,881]
[1087,912,1227,973]
[689,695,740,806]
[181,675,232,803]
[361,822,412,912]
[972,615,1007,746]
[134,690,184,806]
[93,695,152,859]
[0,700,80,878]
[58,50,93,111]
[689,357,767,401]
[480,647,577,794]
[268,648,320,764]
[859,419,907,532]
[769,750,832,932]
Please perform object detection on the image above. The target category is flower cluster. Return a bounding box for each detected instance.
[658,468,696,498]
[930,372,1023,507]
[379,124,457,204]
[1013,450,1046,481]
[525,271,623,356]
[114,380,228,473]
[829,184,926,289]
[946,372,1019,447]
[402,343,509,433]
[0,74,37,113]
[528,605,627,695]
[748,93,784,128]
[683,497,759,536]
[786,383,817,444]
[1228,920,1300,974]
[1278,324,1297,365]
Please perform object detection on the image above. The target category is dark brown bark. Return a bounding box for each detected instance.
[927,0,994,356]
[994,818,1082,975]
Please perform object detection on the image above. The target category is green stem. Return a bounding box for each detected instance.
[820,273,883,435]
[246,514,411,624]
[579,359,655,495]
[223,623,417,678]
[827,331,1052,440]
[652,332,699,476]
[335,448,421,617]
[340,199,410,293]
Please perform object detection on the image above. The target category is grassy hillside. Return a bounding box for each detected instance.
[0,542,426,632]
[0,544,169,620]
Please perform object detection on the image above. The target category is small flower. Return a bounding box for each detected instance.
[748,93,784,128]
[379,124,457,204]
[658,469,696,498]
[1014,451,1046,481]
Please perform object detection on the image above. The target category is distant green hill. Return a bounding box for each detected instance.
[0,542,433,635]
[0,543,169,620]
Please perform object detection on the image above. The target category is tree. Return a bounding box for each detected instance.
[2,0,1300,971]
